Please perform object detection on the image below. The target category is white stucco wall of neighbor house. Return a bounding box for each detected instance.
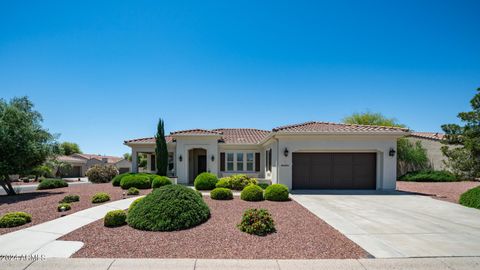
[274,135,400,190]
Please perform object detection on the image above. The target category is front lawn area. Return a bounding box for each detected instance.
[0,183,151,235]
[60,196,368,259]
[397,181,480,203]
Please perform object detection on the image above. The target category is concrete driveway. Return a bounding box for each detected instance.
[292,190,480,258]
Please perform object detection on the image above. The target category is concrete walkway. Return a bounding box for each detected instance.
[0,196,142,258]
[292,191,480,258]
[1,257,479,270]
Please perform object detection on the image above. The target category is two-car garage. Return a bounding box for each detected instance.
[292,152,377,189]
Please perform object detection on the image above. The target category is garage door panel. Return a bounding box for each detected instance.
[309,154,332,188]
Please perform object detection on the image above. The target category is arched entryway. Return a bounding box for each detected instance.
[188,148,207,183]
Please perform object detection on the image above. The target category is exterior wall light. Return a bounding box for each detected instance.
[211,155,215,162]
[283,147,289,157]
[179,155,183,162]
[389,148,396,157]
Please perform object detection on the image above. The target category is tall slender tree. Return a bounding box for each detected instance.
[155,118,168,176]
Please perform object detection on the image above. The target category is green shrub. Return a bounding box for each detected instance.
[240,184,264,201]
[399,170,457,182]
[127,185,210,231]
[37,179,68,190]
[264,184,289,201]
[59,194,80,203]
[151,176,172,188]
[459,186,480,209]
[215,174,257,190]
[120,175,151,189]
[112,173,133,186]
[0,212,32,228]
[129,197,143,211]
[86,164,119,183]
[127,187,140,195]
[57,203,71,212]
[195,190,203,198]
[91,192,110,203]
[104,210,127,227]
[194,172,218,190]
[210,188,233,200]
[257,183,270,189]
[237,208,276,236]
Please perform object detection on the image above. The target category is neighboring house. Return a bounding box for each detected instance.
[124,121,408,190]
[407,132,448,171]
[55,153,131,177]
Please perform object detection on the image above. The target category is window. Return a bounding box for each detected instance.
[227,153,234,171]
[246,153,254,171]
[168,153,174,171]
[236,153,244,171]
[150,154,156,171]
[224,152,257,172]
[266,149,272,172]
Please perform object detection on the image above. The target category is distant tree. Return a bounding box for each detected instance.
[30,165,53,181]
[51,159,73,178]
[123,153,132,161]
[441,88,480,178]
[343,111,406,127]
[0,97,57,195]
[155,118,168,176]
[59,142,82,156]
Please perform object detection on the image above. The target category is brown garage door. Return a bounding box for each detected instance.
[292,153,376,189]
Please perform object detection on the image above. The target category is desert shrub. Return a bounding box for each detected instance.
[215,174,257,190]
[127,187,140,195]
[129,197,143,211]
[104,210,127,227]
[127,185,210,231]
[59,194,80,203]
[240,184,264,201]
[237,208,276,236]
[264,184,289,201]
[194,172,218,190]
[0,212,32,228]
[399,170,457,182]
[91,192,110,203]
[86,164,119,183]
[57,203,71,212]
[120,175,151,189]
[210,187,233,200]
[37,179,68,190]
[112,172,133,186]
[257,183,270,189]
[151,176,172,188]
[459,186,480,209]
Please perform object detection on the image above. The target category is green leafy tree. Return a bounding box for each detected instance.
[441,88,480,178]
[123,153,132,162]
[0,97,57,195]
[343,111,406,127]
[30,165,53,181]
[155,118,168,176]
[59,142,82,156]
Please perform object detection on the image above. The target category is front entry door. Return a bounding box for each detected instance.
[197,155,207,177]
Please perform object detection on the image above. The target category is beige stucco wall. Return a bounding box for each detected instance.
[407,137,448,171]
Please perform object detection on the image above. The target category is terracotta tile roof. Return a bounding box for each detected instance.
[72,154,124,164]
[409,132,444,141]
[170,129,222,135]
[213,128,270,144]
[273,121,408,133]
[124,136,173,144]
[56,155,87,163]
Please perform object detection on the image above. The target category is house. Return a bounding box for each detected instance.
[56,153,132,177]
[407,132,448,171]
[124,121,408,190]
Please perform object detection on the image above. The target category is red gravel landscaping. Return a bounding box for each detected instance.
[0,183,151,235]
[397,181,480,203]
[60,196,368,259]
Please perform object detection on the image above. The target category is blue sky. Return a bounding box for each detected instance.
[1,0,479,156]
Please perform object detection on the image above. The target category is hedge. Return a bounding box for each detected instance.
[240,184,264,201]
[264,184,289,201]
[194,172,218,190]
[37,179,68,190]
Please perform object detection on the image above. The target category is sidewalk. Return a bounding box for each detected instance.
[1,257,479,270]
[0,196,142,258]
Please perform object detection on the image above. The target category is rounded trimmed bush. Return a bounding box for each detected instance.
[240,184,264,201]
[86,164,119,183]
[237,208,276,236]
[120,175,151,189]
[91,192,110,203]
[257,183,270,189]
[127,185,210,231]
[210,188,233,200]
[194,172,218,190]
[264,184,289,201]
[151,176,172,188]
[112,173,133,186]
[459,186,480,209]
[195,190,203,198]
[215,178,230,188]
[37,179,68,190]
[0,212,32,228]
[57,203,71,212]
[104,210,127,227]
[127,187,140,195]
[129,197,143,211]
[59,194,80,203]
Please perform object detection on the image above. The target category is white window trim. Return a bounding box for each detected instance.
[224,151,257,172]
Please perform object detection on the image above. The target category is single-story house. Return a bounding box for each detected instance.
[56,153,132,177]
[407,132,448,171]
[124,121,408,190]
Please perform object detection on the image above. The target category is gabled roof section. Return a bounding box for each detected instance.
[170,129,223,135]
[272,121,408,133]
[213,128,270,144]
[409,132,444,141]
[124,136,173,144]
[56,155,87,164]
[71,153,124,163]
